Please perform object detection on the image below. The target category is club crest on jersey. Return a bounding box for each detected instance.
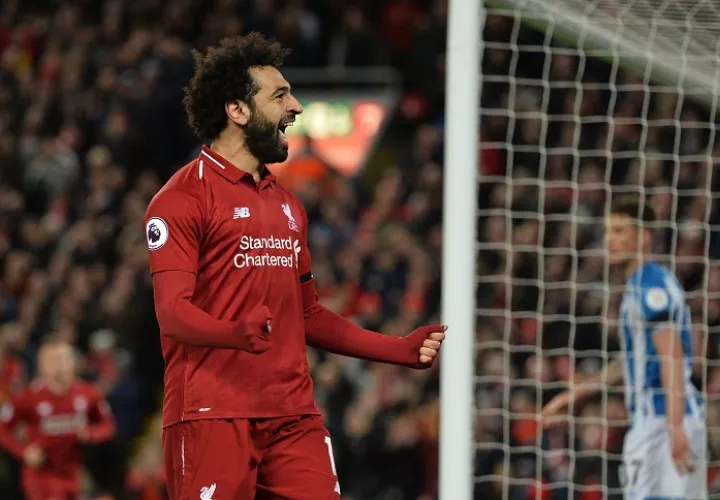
[281,203,299,232]
[146,217,169,250]
[0,404,12,422]
[36,401,52,417]
[200,483,216,500]
[645,287,669,311]
[73,396,87,412]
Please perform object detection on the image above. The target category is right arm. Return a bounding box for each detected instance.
[573,355,625,400]
[541,355,624,425]
[146,190,270,352]
[153,271,270,351]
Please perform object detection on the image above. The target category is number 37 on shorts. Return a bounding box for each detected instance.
[620,421,707,499]
[618,459,642,490]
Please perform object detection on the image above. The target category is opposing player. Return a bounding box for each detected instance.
[145,33,446,500]
[0,335,116,500]
[542,195,706,499]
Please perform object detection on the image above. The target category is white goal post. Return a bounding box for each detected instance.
[440,0,720,498]
[440,0,482,499]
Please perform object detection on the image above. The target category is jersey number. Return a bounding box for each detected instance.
[324,436,337,476]
[619,459,642,488]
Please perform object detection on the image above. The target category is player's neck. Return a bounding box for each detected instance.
[210,132,263,182]
[45,381,71,395]
[624,254,647,278]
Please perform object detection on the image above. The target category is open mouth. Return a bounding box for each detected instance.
[278,120,294,144]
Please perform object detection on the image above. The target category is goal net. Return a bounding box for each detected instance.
[474,0,719,498]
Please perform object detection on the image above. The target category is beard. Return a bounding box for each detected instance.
[244,107,290,165]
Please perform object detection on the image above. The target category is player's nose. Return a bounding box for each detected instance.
[287,94,303,115]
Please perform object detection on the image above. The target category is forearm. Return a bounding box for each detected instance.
[304,303,415,366]
[575,356,625,400]
[654,327,686,429]
[661,355,686,429]
[153,272,246,349]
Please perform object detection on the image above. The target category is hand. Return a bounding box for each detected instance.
[669,426,696,475]
[233,306,272,354]
[23,444,44,468]
[405,324,447,369]
[541,391,573,429]
[77,427,90,443]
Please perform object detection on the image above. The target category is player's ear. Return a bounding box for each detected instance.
[226,100,250,127]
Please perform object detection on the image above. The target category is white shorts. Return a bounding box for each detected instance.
[621,417,707,500]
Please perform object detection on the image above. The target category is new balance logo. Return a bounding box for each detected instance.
[200,483,216,500]
[233,207,250,219]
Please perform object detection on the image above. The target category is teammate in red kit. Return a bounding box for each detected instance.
[145,33,446,500]
[0,335,115,500]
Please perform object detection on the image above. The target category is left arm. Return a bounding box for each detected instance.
[79,392,116,444]
[302,280,441,368]
[653,327,686,431]
[297,206,444,368]
[644,278,695,474]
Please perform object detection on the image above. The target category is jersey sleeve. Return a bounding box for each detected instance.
[639,266,681,332]
[296,200,313,284]
[0,392,30,459]
[294,195,422,366]
[0,392,26,427]
[144,188,204,275]
[296,201,318,314]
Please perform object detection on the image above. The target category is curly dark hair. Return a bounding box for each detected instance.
[183,33,290,141]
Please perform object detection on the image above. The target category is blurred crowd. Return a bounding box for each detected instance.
[0,0,718,499]
[0,0,447,498]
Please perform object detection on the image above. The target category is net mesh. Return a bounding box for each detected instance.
[475,1,720,498]
[486,0,720,103]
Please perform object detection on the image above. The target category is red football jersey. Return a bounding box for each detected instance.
[0,355,26,405]
[145,146,318,427]
[0,380,115,485]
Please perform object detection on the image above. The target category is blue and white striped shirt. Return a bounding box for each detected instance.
[618,262,702,424]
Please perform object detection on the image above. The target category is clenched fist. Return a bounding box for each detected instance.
[404,324,447,369]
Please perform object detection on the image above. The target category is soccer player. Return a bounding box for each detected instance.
[0,335,116,500]
[542,195,707,499]
[144,33,446,500]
